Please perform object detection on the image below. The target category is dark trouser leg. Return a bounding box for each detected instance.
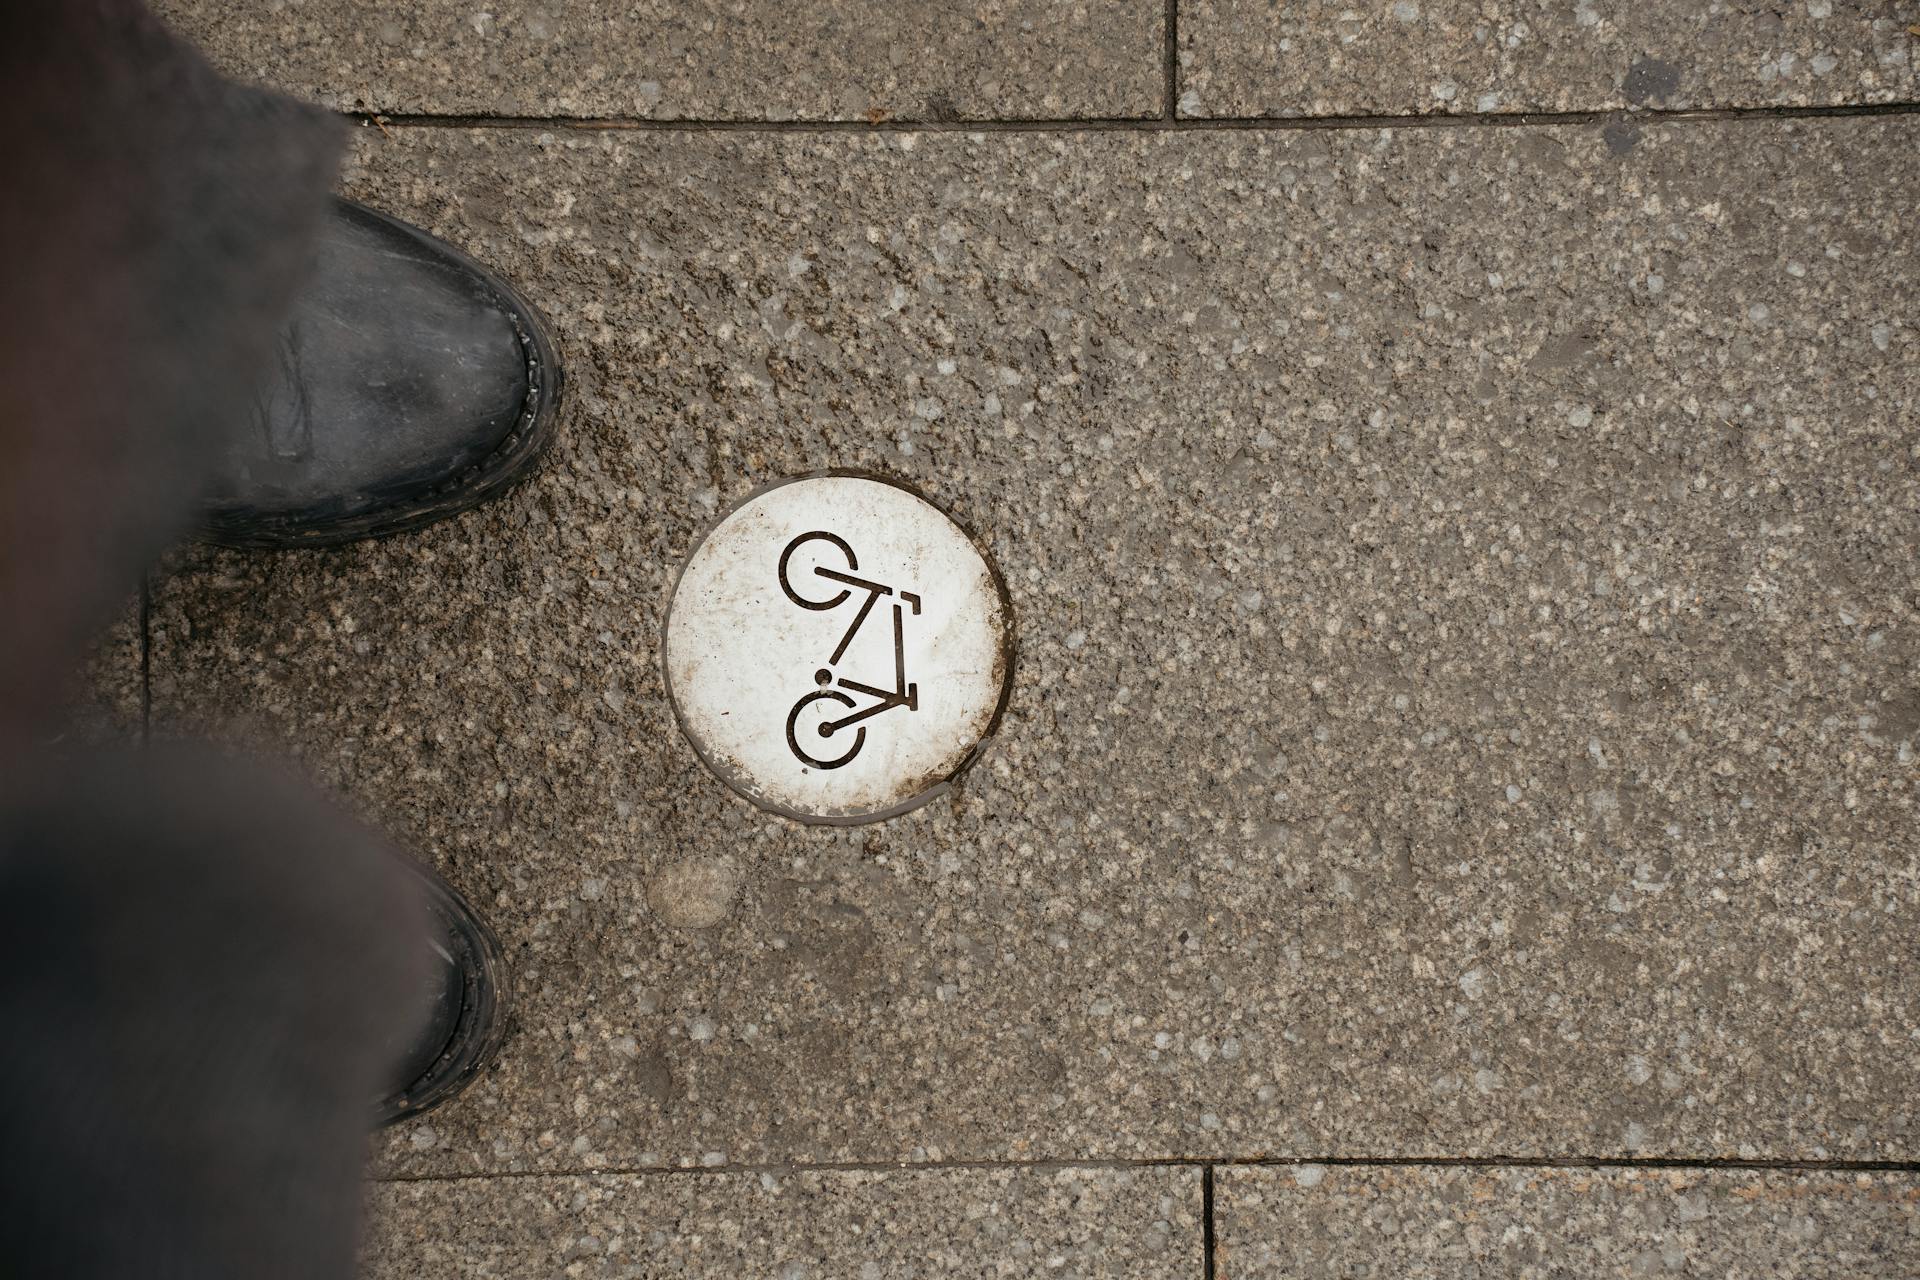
[0,0,342,759]
[0,749,431,1279]
[0,7,429,1277]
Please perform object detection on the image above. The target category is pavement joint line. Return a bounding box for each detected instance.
[353,100,1920,135]
[1200,1165,1217,1280]
[372,1153,1920,1185]
[1162,0,1179,123]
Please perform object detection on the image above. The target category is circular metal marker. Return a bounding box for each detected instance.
[664,473,1013,824]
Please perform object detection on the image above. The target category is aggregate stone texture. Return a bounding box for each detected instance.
[152,0,1164,121]
[1214,1165,1920,1278]
[360,1166,1197,1277]
[149,117,1920,1177]
[1178,0,1919,118]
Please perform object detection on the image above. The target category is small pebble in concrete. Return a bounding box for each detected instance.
[646,856,740,930]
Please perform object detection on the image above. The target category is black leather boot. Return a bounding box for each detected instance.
[377,857,509,1124]
[199,199,561,548]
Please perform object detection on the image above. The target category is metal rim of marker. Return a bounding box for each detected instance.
[662,471,1014,825]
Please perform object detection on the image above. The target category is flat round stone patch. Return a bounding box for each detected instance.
[664,474,1012,823]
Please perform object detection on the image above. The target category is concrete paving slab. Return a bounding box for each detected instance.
[1215,1165,1920,1277]
[361,1166,1198,1277]
[151,117,1920,1176]
[1179,0,1919,118]
[153,0,1165,121]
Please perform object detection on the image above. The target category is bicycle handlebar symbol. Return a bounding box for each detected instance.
[779,531,921,769]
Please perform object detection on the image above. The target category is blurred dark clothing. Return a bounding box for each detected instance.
[0,752,430,1279]
[0,0,340,763]
[0,5,427,1277]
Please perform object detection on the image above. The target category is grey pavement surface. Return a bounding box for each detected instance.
[1215,1165,1920,1277]
[1181,0,1920,118]
[151,117,1920,1180]
[155,1,1920,121]
[87,0,1920,1274]
[152,0,1166,120]
[361,1167,1197,1277]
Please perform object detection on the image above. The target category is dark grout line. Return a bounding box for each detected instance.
[1200,1165,1217,1280]
[1210,1153,1920,1174]
[137,574,151,744]
[375,1152,1920,1185]
[355,99,1920,136]
[1163,0,1179,122]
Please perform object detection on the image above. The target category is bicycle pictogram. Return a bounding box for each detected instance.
[779,530,921,769]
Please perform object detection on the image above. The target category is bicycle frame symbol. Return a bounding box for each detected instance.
[779,531,921,770]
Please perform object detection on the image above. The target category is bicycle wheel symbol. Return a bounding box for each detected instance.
[779,531,858,611]
[785,687,866,770]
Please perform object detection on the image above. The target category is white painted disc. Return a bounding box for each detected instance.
[664,475,1012,823]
